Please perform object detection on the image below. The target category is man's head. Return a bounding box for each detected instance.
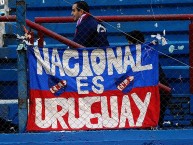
[71,1,89,21]
[125,30,145,44]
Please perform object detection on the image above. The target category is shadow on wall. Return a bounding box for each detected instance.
[0,117,18,133]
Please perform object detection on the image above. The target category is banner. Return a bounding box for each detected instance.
[27,43,160,131]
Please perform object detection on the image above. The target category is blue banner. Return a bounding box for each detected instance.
[27,43,160,131]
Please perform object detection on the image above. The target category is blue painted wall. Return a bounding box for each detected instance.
[1,129,193,145]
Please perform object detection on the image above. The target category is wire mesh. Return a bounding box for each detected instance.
[0,0,193,133]
[0,0,19,133]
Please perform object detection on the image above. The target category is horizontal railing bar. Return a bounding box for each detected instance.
[26,19,85,49]
[0,15,16,22]
[35,14,193,23]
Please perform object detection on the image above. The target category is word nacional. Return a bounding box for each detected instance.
[33,45,153,77]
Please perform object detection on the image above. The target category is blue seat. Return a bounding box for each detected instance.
[0,46,18,127]
[0,47,17,99]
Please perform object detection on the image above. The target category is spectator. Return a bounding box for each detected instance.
[125,30,172,128]
[71,1,109,47]
[125,30,145,45]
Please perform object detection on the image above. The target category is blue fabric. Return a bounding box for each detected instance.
[28,43,158,93]
[73,15,109,47]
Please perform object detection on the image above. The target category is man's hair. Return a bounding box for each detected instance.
[74,1,89,13]
[125,30,145,44]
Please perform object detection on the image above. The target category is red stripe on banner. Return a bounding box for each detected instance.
[27,86,160,131]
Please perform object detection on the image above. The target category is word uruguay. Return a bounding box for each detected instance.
[35,92,151,129]
[33,45,153,77]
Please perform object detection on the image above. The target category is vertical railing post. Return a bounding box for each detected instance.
[16,0,28,133]
[189,21,193,94]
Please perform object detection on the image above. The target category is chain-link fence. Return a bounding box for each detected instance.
[0,0,193,133]
[0,0,19,133]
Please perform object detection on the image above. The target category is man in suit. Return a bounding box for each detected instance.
[71,1,109,47]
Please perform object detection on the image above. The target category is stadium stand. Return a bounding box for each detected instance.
[0,0,193,132]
